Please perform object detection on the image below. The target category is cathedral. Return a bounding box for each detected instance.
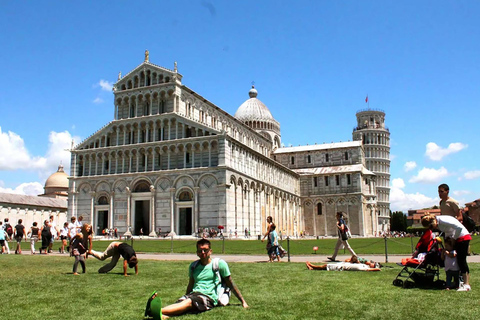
[69,52,390,237]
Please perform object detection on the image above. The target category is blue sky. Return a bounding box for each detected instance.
[0,1,478,212]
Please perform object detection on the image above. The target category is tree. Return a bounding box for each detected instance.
[390,211,407,232]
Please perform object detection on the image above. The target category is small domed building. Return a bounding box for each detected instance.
[0,164,68,234]
[40,164,69,199]
[68,53,388,237]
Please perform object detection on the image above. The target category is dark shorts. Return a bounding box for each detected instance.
[176,292,214,313]
[0,240,4,246]
[15,236,23,243]
[60,235,67,240]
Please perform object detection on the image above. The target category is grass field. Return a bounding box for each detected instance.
[13,235,480,256]
[0,254,478,320]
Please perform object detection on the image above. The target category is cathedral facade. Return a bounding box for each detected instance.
[69,53,390,237]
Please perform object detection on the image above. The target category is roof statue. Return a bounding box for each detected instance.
[174,61,178,73]
[145,49,149,62]
[118,71,122,80]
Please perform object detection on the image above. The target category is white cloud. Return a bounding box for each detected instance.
[0,126,44,170]
[464,170,480,180]
[389,178,437,211]
[0,181,44,196]
[97,79,113,91]
[404,161,417,172]
[409,167,449,184]
[391,178,405,189]
[0,127,81,182]
[452,190,472,198]
[425,142,468,161]
[93,97,104,104]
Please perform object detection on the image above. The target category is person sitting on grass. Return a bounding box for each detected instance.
[145,238,248,320]
[88,241,138,276]
[305,261,381,272]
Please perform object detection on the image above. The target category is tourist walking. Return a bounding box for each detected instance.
[3,218,12,254]
[14,219,26,254]
[28,222,40,254]
[328,212,357,261]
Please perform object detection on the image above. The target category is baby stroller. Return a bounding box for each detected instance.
[393,230,445,289]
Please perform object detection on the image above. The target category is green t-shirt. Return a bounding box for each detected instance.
[189,259,231,305]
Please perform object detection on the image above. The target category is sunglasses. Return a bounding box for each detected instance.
[197,248,210,253]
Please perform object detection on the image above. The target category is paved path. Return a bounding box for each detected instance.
[17,251,480,264]
[135,252,480,264]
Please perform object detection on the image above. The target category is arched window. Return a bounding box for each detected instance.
[317,203,322,215]
[133,181,150,192]
[98,196,109,205]
[178,191,192,201]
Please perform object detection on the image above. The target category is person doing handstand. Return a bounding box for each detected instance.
[88,241,138,276]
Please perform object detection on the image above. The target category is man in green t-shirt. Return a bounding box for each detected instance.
[148,239,248,319]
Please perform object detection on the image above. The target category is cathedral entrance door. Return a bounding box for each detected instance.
[178,207,193,235]
[134,200,150,236]
[97,210,108,236]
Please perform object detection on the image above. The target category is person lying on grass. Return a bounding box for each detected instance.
[305,261,381,271]
[88,241,138,276]
[145,238,248,320]
[345,255,382,268]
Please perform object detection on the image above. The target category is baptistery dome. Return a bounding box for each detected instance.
[234,86,281,149]
[42,164,69,199]
[234,86,275,122]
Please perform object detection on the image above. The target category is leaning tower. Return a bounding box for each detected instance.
[353,109,391,232]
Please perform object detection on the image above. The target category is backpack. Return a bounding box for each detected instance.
[5,223,13,236]
[191,258,231,306]
[462,212,476,233]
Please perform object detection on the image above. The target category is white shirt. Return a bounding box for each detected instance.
[436,215,469,239]
[444,250,459,272]
[68,222,77,238]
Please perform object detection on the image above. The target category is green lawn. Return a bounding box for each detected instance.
[0,255,478,320]
[15,234,480,256]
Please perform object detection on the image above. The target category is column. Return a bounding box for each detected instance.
[109,192,114,229]
[169,188,176,236]
[90,191,95,233]
[149,186,156,236]
[194,187,199,236]
[125,187,132,236]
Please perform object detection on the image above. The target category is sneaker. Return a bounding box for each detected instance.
[457,284,471,291]
[327,257,337,262]
[145,291,162,320]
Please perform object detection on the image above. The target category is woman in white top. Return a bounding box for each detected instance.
[421,214,472,291]
[59,222,69,254]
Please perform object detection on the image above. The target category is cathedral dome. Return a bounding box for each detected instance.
[45,164,69,189]
[234,86,275,122]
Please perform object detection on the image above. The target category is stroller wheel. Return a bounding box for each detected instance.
[393,279,403,287]
[403,281,415,289]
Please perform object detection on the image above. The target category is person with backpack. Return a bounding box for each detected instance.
[3,218,13,254]
[14,219,26,254]
[0,222,7,254]
[327,211,357,262]
[144,238,248,320]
